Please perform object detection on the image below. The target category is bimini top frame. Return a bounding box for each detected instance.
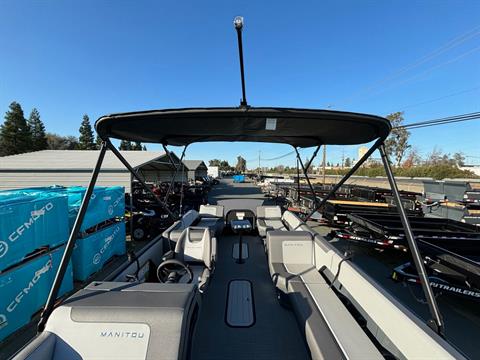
[95,107,391,147]
[37,106,445,338]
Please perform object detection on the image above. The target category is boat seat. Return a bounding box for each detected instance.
[267,231,316,293]
[175,227,216,292]
[281,210,314,234]
[163,209,199,242]
[197,204,225,236]
[13,282,199,360]
[267,231,383,360]
[256,206,287,237]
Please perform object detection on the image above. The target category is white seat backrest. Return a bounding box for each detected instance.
[257,206,282,219]
[282,211,303,230]
[181,209,199,226]
[175,227,212,269]
[199,205,224,217]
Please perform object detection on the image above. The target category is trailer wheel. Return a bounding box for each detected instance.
[133,226,146,241]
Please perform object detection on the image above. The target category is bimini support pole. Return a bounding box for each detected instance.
[379,144,444,335]
[304,137,384,221]
[296,158,301,204]
[162,144,187,205]
[294,146,321,209]
[106,140,178,221]
[38,141,108,331]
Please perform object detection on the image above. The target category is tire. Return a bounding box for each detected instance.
[132,226,146,241]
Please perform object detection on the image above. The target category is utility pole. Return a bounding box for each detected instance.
[341,148,345,169]
[322,145,327,186]
[258,150,261,175]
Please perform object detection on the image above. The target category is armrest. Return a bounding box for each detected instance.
[162,250,174,262]
[211,237,217,263]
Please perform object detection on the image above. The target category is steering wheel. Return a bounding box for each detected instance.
[156,259,193,283]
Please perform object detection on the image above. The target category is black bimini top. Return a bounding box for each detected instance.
[95,107,391,148]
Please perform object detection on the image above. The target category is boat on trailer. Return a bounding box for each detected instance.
[12,17,466,360]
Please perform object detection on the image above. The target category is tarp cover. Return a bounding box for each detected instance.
[96,107,391,147]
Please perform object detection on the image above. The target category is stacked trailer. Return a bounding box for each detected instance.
[423,180,480,226]
[336,213,480,301]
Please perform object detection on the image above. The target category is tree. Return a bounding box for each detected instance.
[452,152,465,167]
[46,133,79,150]
[235,156,246,173]
[403,147,422,168]
[210,159,234,171]
[384,112,410,167]
[425,146,443,165]
[26,108,48,151]
[0,101,32,156]
[209,159,221,166]
[132,141,143,151]
[78,115,96,150]
[119,140,132,150]
[95,134,103,149]
[142,145,147,151]
[344,157,352,167]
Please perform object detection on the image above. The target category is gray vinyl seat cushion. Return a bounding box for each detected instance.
[256,206,287,237]
[13,282,198,360]
[163,210,199,242]
[198,205,225,236]
[267,231,314,293]
[196,217,224,236]
[175,227,216,291]
[267,231,383,360]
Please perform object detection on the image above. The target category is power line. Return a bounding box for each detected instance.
[332,24,480,106]
[260,149,298,161]
[395,85,480,111]
[395,112,480,130]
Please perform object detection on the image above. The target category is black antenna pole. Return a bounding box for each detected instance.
[234,16,248,107]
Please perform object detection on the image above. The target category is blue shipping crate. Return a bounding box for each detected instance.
[0,245,73,342]
[233,175,245,183]
[72,221,126,281]
[0,192,69,272]
[66,186,125,231]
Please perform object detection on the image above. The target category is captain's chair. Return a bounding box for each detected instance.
[174,227,216,291]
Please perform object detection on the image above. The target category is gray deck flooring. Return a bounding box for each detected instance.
[191,178,310,359]
[190,234,310,360]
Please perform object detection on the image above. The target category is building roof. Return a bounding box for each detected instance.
[0,150,182,171]
[183,160,207,170]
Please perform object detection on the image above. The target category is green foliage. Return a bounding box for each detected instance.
[78,114,96,150]
[95,134,103,148]
[46,133,79,150]
[235,156,247,173]
[325,164,478,180]
[384,112,410,166]
[0,101,32,156]
[27,108,48,151]
[132,141,143,150]
[118,140,145,150]
[119,140,132,150]
[344,157,352,167]
[209,159,234,171]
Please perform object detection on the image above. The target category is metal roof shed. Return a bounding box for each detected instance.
[0,150,187,192]
[183,160,208,181]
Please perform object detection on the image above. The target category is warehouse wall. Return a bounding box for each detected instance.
[141,170,188,183]
[0,169,189,193]
[0,171,132,191]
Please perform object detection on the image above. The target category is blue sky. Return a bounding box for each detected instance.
[1,1,479,167]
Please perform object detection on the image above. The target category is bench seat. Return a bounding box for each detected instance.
[267,230,383,360]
